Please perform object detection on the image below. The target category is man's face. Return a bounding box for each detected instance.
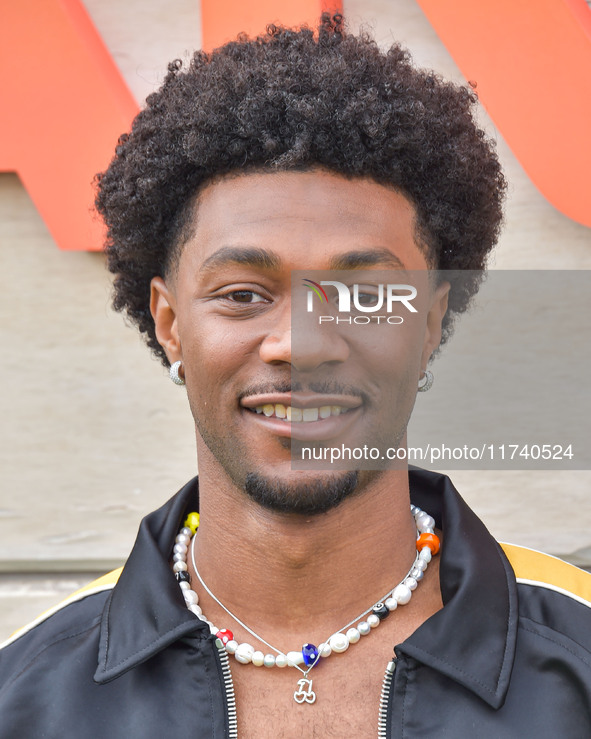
[151,170,448,514]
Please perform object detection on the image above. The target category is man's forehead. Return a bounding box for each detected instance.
[192,168,415,216]
[177,169,429,273]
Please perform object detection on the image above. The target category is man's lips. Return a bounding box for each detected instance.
[239,393,363,440]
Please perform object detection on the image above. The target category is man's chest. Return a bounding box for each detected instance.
[223,562,443,737]
[231,646,393,738]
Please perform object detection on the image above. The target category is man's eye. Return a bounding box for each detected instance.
[226,290,266,303]
[355,292,380,306]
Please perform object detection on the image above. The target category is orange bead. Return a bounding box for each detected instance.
[416,532,440,555]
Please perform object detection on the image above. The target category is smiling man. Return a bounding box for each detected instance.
[151,171,448,521]
[1,15,590,738]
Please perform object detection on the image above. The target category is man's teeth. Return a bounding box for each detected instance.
[253,404,345,421]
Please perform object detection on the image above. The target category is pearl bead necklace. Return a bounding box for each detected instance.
[173,505,440,704]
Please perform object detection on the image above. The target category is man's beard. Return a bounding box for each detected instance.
[244,470,360,515]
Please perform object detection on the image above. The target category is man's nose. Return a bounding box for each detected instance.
[258,303,350,371]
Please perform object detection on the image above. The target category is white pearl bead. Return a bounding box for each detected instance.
[225,640,238,654]
[419,547,432,563]
[404,577,418,591]
[318,642,332,657]
[263,654,276,667]
[415,558,428,571]
[393,583,412,605]
[188,604,202,616]
[411,568,424,581]
[367,614,380,628]
[234,643,255,664]
[287,651,304,667]
[385,597,398,611]
[179,580,191,591]
[416,513,435,531]
[173,542,188,554]
[275,653,288,668]
[173,561,188,573]
[176,533,190,546]
[329,633,349,653]
[346,628,360,644]
[173,552,186,563]
[183,590,199,605]
[180,527,192,537]
[209,623,218,635]
[357,621,371,635]
[252,650,265,667]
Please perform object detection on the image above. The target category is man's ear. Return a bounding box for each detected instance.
[150,276,181,363]
[420,280,450,369]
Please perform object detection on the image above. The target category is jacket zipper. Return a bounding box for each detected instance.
[216,641,238,737]
[377,659,397,738]
[215,643,395,738]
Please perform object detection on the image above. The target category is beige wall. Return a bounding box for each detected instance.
[1,0,590,637]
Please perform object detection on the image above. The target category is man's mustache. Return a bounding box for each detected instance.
[239,379,370,404]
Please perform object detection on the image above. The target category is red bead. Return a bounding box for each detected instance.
[216,629,234,645]
[416,532,440,555]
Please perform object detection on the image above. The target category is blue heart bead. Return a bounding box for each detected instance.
[302,643,319,667]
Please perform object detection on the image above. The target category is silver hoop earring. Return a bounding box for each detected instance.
[418,369,433,392]
[169,360,185,386]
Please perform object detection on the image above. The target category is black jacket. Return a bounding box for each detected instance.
[1,469,591,737]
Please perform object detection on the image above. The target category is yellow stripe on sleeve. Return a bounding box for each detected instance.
[501,543,591,607]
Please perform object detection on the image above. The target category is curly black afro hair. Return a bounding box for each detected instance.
[96,14,506,365]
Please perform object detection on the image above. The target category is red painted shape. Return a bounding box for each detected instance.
[201,0,342,51]
[0,0,138,250]
[415,0,591,228]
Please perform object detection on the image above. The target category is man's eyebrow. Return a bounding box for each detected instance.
[200,247,282,274]
[328,249,406,270]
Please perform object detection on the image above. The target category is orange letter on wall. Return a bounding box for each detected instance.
[416,0,591,228]
[0,0,138,250]
[201,0,341,51]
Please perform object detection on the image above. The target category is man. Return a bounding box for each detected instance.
[1,15,590,737]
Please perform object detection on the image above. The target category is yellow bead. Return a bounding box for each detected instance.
[184,511,200,534]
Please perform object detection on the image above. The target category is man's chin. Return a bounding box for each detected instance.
[243,470,360,516]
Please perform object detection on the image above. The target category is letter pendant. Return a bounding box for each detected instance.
[294,677,316,704]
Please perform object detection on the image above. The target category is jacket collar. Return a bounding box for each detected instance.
[94,478,209,684]
[400,467,518,709]
[94,470,518,709]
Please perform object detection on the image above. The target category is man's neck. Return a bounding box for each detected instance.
[189,462,417,646]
